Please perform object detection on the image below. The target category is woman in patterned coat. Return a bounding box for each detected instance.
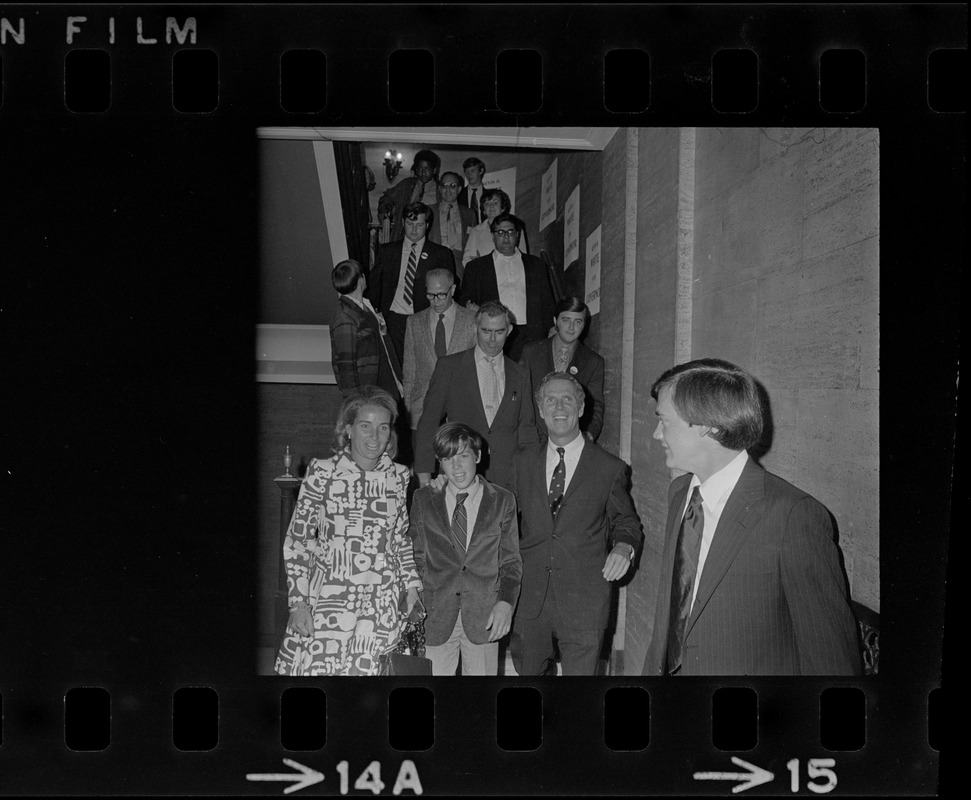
[275,386,422,676]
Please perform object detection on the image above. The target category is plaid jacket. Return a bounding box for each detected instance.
[330,296,400,399]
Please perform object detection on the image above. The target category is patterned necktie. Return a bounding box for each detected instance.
[452,492,469,550]
[435,313,447,358]
[548,447,566,516]
[483,355,501,426]
[402,243,419,307]
[665,486,704,674]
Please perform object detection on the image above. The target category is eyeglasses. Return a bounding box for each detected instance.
[493,228,519,238]
[440,182,460,189]
[426,291,452,301]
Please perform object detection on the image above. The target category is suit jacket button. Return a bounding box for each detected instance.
[455,591,461,596]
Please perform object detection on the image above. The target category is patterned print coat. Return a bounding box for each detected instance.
[274,452,422,676]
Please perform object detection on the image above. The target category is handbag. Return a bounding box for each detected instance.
[380,649,432,676]
[379,600,432,675]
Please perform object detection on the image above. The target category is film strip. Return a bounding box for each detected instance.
[0,3,960,796]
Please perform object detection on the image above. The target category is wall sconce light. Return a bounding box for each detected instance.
[384,149,403,182]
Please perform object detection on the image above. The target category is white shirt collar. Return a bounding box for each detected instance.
[446,474,482,503]
[475,344,503,364]
[547,431,585,457]
[690,450,749,506]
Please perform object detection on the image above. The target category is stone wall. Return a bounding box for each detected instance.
[621,127,880,674]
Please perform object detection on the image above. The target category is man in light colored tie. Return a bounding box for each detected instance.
[415,301,538,492]
[429,172,476,278]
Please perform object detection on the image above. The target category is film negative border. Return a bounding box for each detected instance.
[0,3,960,796]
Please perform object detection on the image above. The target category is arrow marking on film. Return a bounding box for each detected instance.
[693,756,774,794]
[246,759,325,795]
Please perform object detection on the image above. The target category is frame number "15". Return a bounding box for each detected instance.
[787,758,837,793]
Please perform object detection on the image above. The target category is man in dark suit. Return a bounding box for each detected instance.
[642,358,861,676]
[520,297,605,442]
[459,213,555,362]
[510,372,643,676]
[366,202,455,364]
[415,301,538,492]
[458,156,486,224]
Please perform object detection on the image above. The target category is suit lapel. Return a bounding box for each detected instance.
[569,343,589,374]
[492,357,520,425]
[650,475,692,657]
[684,460,765,637]
[418,308,433,351]
[530,445,551,521]
[446,309,471,355]
[558,440,593,509]
[467,481,495,551]
[460,350,491,433]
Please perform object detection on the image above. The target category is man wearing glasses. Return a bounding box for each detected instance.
[428,172,476,278]
[460,213,556,361]
[401,268,477,433]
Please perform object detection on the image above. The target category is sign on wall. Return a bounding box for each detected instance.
[539,159,557,232]
[585,225,602,316]
[564,185,580,268]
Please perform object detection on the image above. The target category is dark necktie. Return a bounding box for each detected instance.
[402,243,419,307]
[434,313,447,358]
[665,486,704,675]
[452,492,469,550]
[548,447,566,516]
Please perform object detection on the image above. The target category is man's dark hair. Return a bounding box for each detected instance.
[462,157,486,176]
[651,358,764,451]
[332,259,363,295]
[554,296,590,322]
[433,422,484,461]
[403,201,434,225]
[412,149,441,174]
[490,212,524,234]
